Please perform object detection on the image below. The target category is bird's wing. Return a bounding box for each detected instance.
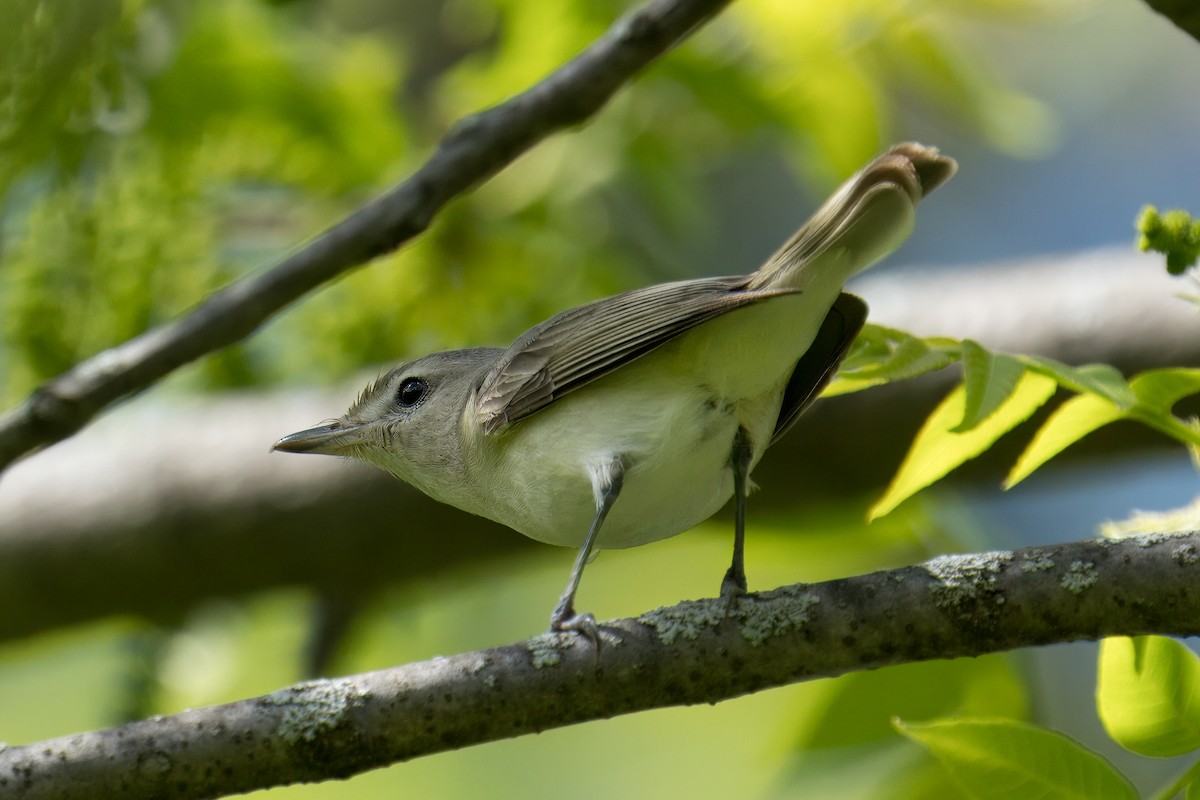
[770,292,867,444]
[475,276,796,433]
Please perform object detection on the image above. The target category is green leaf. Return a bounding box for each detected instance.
[1098,636,1200,757]
[1127,372,1200,452]
[822,373,891,397]
[1007,368,1200,488]
[897,718,1137,800]
[1020,356,1135,409]
[826,328,958,398]
[869,371,1057,520]
[955,340,1027,432]
[1005,393,1124,489]
[844,328,959,379]
[1130,369,1200,414]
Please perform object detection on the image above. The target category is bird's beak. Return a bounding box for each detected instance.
[272,420,365,455]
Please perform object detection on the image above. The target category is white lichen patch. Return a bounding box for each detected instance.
[923,551,1013,610]
[733,589,821,647]
[263,678,367,744]
[527,632,574,669]
[1126,532,1175,547]
[640,590,821,647]
[1175,544,1200,566]
[639,599,725,645]
[137,752,173,776]
[1021,554,1055,573]
[1060,560,1098,595]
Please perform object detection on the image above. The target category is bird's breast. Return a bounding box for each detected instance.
[468,363,784,549]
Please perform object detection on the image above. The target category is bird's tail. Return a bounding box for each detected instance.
[748,143,957,293]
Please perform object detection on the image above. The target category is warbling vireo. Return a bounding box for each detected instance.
[274,142,956,640]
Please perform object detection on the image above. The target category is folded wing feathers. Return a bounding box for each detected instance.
[476,277,797,433]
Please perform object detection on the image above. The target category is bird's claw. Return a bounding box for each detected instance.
[549,606,601,653]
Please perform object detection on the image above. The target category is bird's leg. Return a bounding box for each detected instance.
[721,427,753,609]
[549,456,625,643]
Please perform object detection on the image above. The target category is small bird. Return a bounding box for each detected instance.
[274,143,956,639]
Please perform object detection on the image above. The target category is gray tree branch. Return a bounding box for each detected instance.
[3,532,1198,800]
[0,0,732,475]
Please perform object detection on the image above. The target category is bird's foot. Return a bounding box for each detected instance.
[549,603,600,651]
[720,567,747,616]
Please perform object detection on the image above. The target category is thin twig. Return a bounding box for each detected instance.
[0,0,733,474]
[3,533,1198,800]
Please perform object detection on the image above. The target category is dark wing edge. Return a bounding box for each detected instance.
[770,292,868,444]
[475,276,798,434]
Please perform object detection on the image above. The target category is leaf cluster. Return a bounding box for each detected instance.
[826,326,1200,518]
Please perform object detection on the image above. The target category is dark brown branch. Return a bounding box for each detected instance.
[0,0,732,474]
[3,533,1198,800]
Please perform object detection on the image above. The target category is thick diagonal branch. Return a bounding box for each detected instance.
[0,0,732,474]
[3,533,1199,800]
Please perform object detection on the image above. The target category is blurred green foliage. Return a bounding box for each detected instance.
[1,0,1054,405]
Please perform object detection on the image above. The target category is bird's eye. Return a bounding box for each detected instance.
[396,377,429,408]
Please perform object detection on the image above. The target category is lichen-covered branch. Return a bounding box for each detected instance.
[0,0,732,474]
[4,532,1199,800]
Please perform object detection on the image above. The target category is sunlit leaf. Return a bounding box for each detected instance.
[1130,368,1200,414]
[869,371,1056,520]
[897,718,1137,800]
[954,340,1026,432]
[1128,381,1200,452]
[1005,393,1123,488]
[1098,636,1200,757]
[1007,368,1200,488]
